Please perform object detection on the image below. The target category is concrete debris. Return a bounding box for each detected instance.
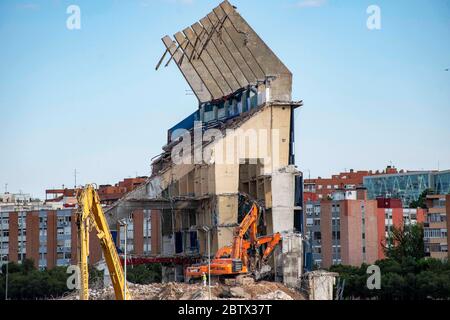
[220,286,250,299]
[224,275,255,286]
[60,281,306,301]
[256,290,293,300]
[301,270,339,301]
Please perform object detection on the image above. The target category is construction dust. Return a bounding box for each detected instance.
[60,281,306,300]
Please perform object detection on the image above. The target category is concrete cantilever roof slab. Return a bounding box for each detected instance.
[159,0,292,104]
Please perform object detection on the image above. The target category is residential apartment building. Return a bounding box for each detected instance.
[0,209,81,268]
[1,192,49,211]
[376,198,426,259]
[45,177,148,208]
[304,200,322,267]
[97,177,148,205]
[304,188,378,268]
[304,169,373,200]
[305,167,450,208]
[0,207,161,269]
[364,169,450,207]
[424,194,448,259]
[448,195,450,260]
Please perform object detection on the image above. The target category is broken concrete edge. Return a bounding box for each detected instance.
[158,0,294,103]
[156,100,303,172]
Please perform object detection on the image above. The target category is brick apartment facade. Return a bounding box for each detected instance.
[304,167,399,201]
[97,177,148,205]
[425,194,448,259]
[0,208,161,269]
[305,188,379,268]
[45,177,148,207]
[320,189,378,268]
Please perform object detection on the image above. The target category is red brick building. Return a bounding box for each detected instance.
[304,166,399,200]
[424,194,448,260]
[45,177,148,207]
[303,192,319,202]
[320,188,379,268]
[1,177,162,269]
[97,177,148,205]
[0,208,161,269]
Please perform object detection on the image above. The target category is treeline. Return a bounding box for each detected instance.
[329,224,450,300]
[0,259,162,300]
[330,258,450,300]
[0,259,73,300]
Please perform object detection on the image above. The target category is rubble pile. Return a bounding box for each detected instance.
[61,281,306,300]
[257,290,294,300]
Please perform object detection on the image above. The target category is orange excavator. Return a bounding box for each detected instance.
[185,202,281,281]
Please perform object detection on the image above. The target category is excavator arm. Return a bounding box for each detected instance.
[231,204,258,259]
[77,184,132,300]
[185,199,282,280]
[256,233,282,261]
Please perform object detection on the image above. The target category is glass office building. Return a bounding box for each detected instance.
[364,170,450,207]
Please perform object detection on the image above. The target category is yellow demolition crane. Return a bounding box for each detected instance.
[76,184,132,300]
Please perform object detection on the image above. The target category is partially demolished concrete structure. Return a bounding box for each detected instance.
[106,0,303,287]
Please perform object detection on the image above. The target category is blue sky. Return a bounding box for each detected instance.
[0,0,449,198]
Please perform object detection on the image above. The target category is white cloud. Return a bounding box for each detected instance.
[294,0,327,8]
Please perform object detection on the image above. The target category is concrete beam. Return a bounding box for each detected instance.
[199,17,249,88]
[162,36,211,103]
[183,27,233,95]
[191,22,241,93]
[174,32,224,99]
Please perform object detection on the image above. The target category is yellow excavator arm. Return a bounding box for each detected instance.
[77,184,132,300]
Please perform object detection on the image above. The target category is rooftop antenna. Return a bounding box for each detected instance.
[4,183,7,193]
[74,169,78,188]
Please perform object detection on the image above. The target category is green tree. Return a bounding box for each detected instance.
[126,264,162,284]
[384,224,425,262]
[330,258,450,300]
[0,260,75,300]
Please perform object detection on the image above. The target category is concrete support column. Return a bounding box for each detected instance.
[199,105,205,122]
[232,99,237,115]
[224,100,230,118]
[213,105,218,121]
[241,91,248,113]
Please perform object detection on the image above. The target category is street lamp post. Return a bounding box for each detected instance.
[201,226,211,300]
[0,210,8,300]
[118,218,128,300]
[124,221,127,300]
